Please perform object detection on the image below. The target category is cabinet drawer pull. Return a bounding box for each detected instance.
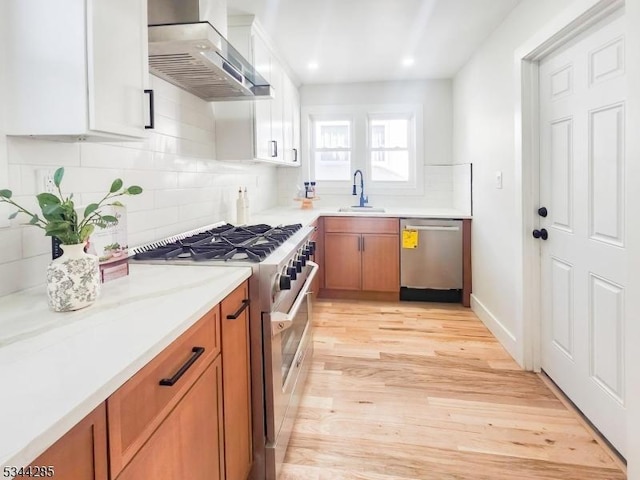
[159,347,205,387]
[226,299,250,319]
[144,89,155,130]
[361,237,365,251]
[293,148,298,162]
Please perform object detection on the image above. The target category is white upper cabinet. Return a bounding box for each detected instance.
[283,75,301,164]
[215,16,300,166]
[5,0,150,141]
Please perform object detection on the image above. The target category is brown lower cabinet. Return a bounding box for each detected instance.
[17,403,108,480]
[220,282,253,480]
[16,281,252,480]
[322,217,400,298]
[116,358,224,480]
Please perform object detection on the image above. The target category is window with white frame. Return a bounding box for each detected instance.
[368,114,412,182]
[311,118,352,181]
[306,105,421,195]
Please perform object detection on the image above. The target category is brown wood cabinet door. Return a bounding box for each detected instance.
[221,281,253,480]
[361,234,400,292]
[116,358,224,480]
[324,233,361,290]
[17,403,108,480]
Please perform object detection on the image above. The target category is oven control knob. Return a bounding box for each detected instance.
[301,248,310,260]
[304,246,312,258]
[295,260,303,273]
[279,275,292,291]
[298,255,307,267]
[287,266,297,280]
[308,241,316,255]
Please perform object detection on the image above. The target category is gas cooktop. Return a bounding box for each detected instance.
[131,223,304,263]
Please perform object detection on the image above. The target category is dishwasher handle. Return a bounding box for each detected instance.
[404,225,460,232]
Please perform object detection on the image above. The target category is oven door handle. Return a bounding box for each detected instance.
[271,261,318,336]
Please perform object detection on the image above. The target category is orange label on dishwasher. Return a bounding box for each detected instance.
[402,229,418,249]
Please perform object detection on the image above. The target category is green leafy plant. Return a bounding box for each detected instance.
[0,167,142,245]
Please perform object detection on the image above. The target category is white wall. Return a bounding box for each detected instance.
[0,76,278,297]
[452,0,576,362]
[277,80,469,210]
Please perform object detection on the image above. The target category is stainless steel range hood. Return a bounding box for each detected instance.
[148,0,271,101]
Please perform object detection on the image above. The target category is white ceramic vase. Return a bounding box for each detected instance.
[46,243,100,312]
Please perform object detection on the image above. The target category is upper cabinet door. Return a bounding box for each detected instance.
[252,32,273,161]
[5,0,149,141]
[89,0,148,138]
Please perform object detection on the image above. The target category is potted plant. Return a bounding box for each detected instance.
[0,167,142,312]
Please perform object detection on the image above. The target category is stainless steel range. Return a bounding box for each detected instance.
[130,222,317,480]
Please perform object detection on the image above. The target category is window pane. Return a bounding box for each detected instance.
[371,151,409,181]
[315,120,351,148]
[315,151,351,181]
[370,118,408,148]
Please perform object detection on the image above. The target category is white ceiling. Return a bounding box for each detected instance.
[226,0,522,85]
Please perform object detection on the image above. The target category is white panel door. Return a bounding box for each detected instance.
[539,10,627,455]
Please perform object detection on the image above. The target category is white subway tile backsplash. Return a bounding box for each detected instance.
[80,143,155,170]
[60,167,124,194]
[154,152,199,172]
[21,226,51,259]
[179,138,215,159]
[177,171,214,189]
[122,169,179,191]
[0,254,50,297]
[0,228,22,263]
[128,207,179,234]
[7,165,21,193]
[7,137,81,167]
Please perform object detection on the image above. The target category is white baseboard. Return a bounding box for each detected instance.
[471,294,523,367]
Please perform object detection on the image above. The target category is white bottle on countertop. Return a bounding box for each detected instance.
[236,187,246,225]
[243,187,250,224]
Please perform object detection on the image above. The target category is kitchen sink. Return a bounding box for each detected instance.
[338,206,386,213]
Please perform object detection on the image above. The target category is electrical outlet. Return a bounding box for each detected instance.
[36,169,56,194]
[495,171,503,189]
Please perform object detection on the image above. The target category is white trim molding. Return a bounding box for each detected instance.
[471,294,521,365]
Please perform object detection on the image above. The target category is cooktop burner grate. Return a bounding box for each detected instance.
[133,223,303,262]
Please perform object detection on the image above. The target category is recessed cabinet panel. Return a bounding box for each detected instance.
[324,233,362,290]
[361,235,400,292]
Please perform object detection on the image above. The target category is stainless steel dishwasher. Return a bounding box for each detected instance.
[400,218,463,302]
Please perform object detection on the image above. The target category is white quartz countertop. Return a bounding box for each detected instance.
[251,205,472,226]
[0,264,251,471]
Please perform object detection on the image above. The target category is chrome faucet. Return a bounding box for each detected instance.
[352,169,368,207]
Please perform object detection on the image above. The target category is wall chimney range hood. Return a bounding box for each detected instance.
[148,0,271,101]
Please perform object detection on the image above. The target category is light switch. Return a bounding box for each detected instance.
[495,171,503,189]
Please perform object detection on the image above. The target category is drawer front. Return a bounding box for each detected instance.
[107,305,221,477]
[324,217,398,234]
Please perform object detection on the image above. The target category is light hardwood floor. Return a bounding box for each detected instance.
[281,299,625,480]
